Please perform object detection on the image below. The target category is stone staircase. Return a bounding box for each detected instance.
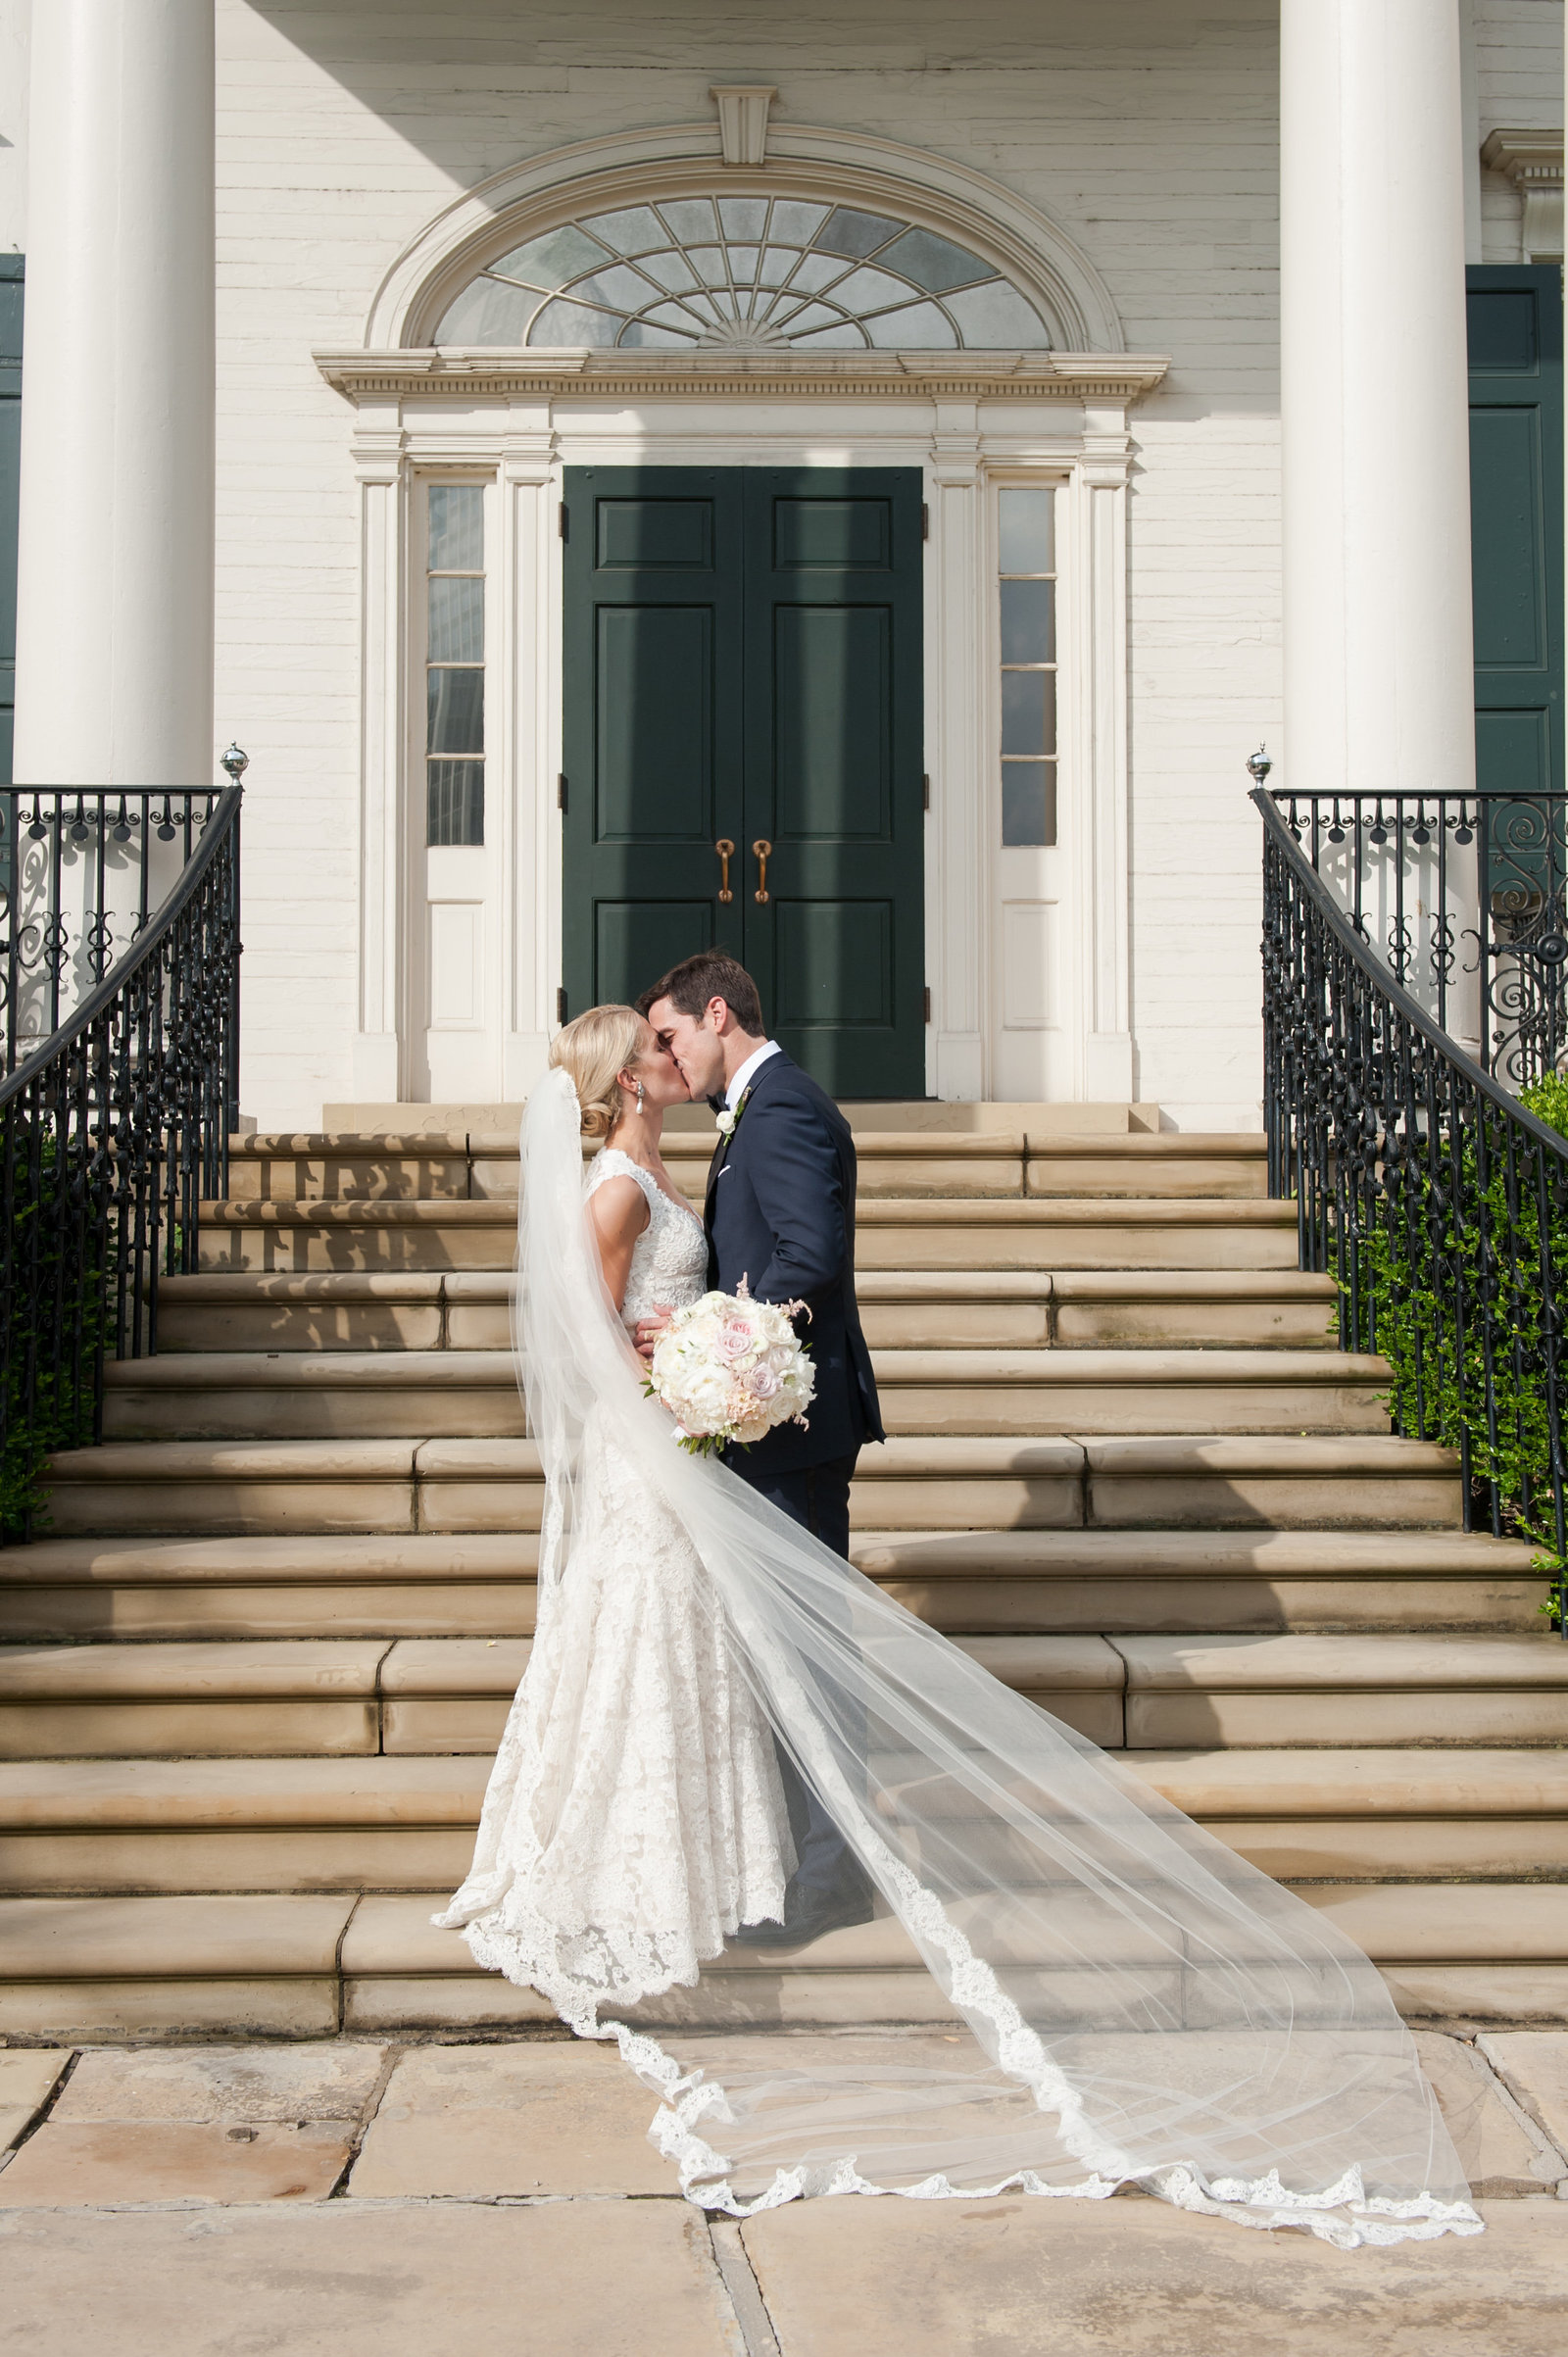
[1,1107,1563,2043]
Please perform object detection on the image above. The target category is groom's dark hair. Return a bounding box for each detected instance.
[638,953,765,1036]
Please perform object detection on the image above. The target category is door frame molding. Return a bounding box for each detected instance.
[349,395,1142,1105]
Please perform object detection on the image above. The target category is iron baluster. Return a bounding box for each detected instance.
[0,776,243,1542]
[1254,781,1568,1637]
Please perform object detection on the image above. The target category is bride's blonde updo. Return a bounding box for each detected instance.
[550,1004,648,1140]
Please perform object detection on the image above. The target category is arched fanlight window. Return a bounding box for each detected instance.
[434,195,1053,352]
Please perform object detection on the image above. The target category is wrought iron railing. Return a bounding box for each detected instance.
[1264,782,1568,1087]
[0,785,236,1071]
[1255,784,1567,1633]
[0,761,243,1540]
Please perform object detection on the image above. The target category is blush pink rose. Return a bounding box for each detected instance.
[713,1318,755,1361]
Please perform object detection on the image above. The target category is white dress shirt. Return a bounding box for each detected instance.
[724,1038,782,1110]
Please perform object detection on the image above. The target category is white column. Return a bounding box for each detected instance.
[13,0,214,785]
[1281,0,1476,799]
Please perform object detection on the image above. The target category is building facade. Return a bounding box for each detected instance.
[0,0,1563,1130]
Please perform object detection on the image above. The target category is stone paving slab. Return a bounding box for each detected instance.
[1482,2034,1568,2169]
[52,2041,387,2123]
[1414,2033,1567,2195]
[0,2049,70,2149]
[348,2040,669,2198]
[0,2199,742,2356]
[0,2119,356,2206]
[741,2195,1568,2357]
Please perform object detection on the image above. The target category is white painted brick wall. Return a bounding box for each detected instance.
[192,0,1562,1126]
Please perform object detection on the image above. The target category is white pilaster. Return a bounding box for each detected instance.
[930,403,985,1101]
[502,402,558,1099]
[13,0,214,785]
[1077,402,1134,1099]
[351,403,405,1100]
[1281,0,1476,801]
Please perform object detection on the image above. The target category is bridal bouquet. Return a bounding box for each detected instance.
[645,1281,814,1453]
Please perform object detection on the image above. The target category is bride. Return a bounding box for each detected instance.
[435,1004,1480,2246]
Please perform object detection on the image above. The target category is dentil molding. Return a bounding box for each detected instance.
[315,349,1169,406]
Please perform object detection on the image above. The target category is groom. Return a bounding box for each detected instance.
[638,951,883,1946]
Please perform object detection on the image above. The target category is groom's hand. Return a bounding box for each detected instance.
[634,1306,674,1362]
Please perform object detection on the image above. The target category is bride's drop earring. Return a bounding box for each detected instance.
[635,1080,645,1112]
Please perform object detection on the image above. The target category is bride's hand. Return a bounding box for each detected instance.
[634,1306,674,1362]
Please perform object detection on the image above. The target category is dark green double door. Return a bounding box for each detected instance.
[562,466,925,1097]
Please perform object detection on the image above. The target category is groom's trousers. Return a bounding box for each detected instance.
[737,1451,870,1901]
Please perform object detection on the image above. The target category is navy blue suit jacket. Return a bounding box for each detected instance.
[705,1050,884,1475]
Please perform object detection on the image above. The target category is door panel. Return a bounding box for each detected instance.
[773,899,894,1030]
[594,607,714,841]
[773,495,892,570]
[563,469,744,1018]
[743,468,925,1097]
[595,901,719,1011]
[772,606,892,839]
[564,466,925,1097]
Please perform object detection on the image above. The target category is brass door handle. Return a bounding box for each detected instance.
[752,838,772,904]
[714,838,734,903]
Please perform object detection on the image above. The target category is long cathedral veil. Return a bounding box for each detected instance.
[439,1067,1480,2246]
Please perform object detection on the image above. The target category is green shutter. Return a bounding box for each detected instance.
[1467,264,1564,800]
[0,256,21,784]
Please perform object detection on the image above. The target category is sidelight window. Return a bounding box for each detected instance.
[998,487,1056,847]
[424,483,485,846]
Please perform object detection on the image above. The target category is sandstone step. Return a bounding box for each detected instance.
[0,1642,389,1759]
[40,1440,422,1539]
[0,1755,488,1892]
[1124,1746,1568,1881]
[1079,1436,1463,1529]
[0,1893,361,2038]
[333,1883,1568,2034]
[225,1128,1266,1206]
[1024,1134,1266,1199]
[100,1345,1391,1443]
[401,1423,1452,1537]
[1113,1635,1568,1747]
[2,1748,1561,1892]
[0,1532,542,1640]
[154,1267,1340,1355]
[2,1881,1560,2039]
[35,1433,1465,1543]
[318,1099,1163,1138]
[0,1635,1126,1756]
[864,1348,1387,1438]
[0,1524,1540,1643]
[3,1631,1560,1759]
[196,1196,1302,1274]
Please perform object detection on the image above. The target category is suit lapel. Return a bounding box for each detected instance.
[702,1052,795,1233]
[703,1126,729,1228]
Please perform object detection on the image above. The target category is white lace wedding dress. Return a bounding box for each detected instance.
[434,1150,791,2023]
[435,1073,1483,2246]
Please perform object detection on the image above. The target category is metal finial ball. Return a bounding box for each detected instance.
[1246,745,1272,786]
[220,743,250,784]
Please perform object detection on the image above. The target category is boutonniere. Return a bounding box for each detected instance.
[715,1085,753,1140]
